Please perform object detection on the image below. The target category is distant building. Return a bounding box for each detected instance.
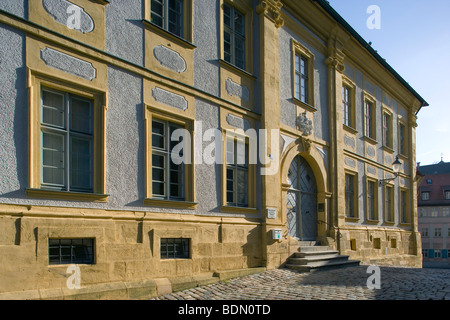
[418,161,450,268]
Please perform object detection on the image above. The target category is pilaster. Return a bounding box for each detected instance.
[257,0,284,268]
[326,31,347,247]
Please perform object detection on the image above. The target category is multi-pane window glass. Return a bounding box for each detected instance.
[364,100,374,139]
[400,190,408,223]
[383,113,391,148]
[226,137,249,207]
[385,186,393,222]
[345,174,355,218]
[445,191,450,200]
[152,119,185,200]
[160,238,190,259]
[342,85,351,127]
[422,192,430,201]
[295,53,309,103]
[223,3,246,70]
[41,88,93,193]
[48,238,94,265]
[151,0,184,38]
[367,181,376,220]
[399,123,407,155]
[435,228,442,237]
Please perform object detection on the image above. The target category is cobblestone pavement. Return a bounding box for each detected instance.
[151,265,450,300]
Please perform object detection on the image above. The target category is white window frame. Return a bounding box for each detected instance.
[150,0,184,37]
[40,87,94,193]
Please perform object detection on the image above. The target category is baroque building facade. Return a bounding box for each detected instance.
[0,0,427,299]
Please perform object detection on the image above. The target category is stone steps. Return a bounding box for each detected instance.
[286,243,360,272]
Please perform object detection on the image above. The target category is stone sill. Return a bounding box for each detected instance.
[26,188,108,203]
[143,198,197,210]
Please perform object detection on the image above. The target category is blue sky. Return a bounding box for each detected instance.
[327,0,450,166]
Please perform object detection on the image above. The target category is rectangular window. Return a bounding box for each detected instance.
[151,0,184,38]
[49,238,95,265]
[385,185,394,222]
[345,174,355,218]
[421,192,430,201]
[226,137,249,207]
[364,100,375,139]
[400,189,409,223]
[422,228,428,237]
[223,3,246,70]
[41,88,93,193]
[367,180,377,221]
[151,119,185,201]
[422,249,428,258]
[342,85,352,127]
[383,112,392,148]
[445,190,450,200]
[399,123,407,156]
[295,53,309,103]
[434,250,441,258]
[160,238,190,259]
[435,228,442,237]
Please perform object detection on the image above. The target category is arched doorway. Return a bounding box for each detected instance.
[286,155,318,241]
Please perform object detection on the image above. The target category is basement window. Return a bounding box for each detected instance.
[48,238,95,265]
[160,238,190,259]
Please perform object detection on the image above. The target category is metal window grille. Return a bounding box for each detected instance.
[160,238,190,259]
[48,238,95,265]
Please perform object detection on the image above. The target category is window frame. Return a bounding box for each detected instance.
[160,238,190,259]
[40,87,94,193]
[345,171,359,220]
[342,77,356,130]
[366,177,379,222]
[363,93,377,141]
[445,190,450,200]
[292,39,315,111]
[221,129,257,213]
[150,0,184,38]
[220,0,253,73]
[144,109,196,209]
[382,109,393,149]
[147,0,193,42]
[48,238,95,265]
[421,191,430,201]
[398,119,408,157]
[434,228,442,237]
[225,135,249,208]
[150,118,186,201]
[27,74,107,202]
[399,188,410,224]
[384,184,394,223]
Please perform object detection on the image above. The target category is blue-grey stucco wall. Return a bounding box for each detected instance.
[0,23,28,201]
[278,18,330,143]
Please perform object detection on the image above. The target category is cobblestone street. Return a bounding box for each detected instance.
[151,266,450,300]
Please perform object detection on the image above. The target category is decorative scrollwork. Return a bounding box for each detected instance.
[296,112,313,137]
